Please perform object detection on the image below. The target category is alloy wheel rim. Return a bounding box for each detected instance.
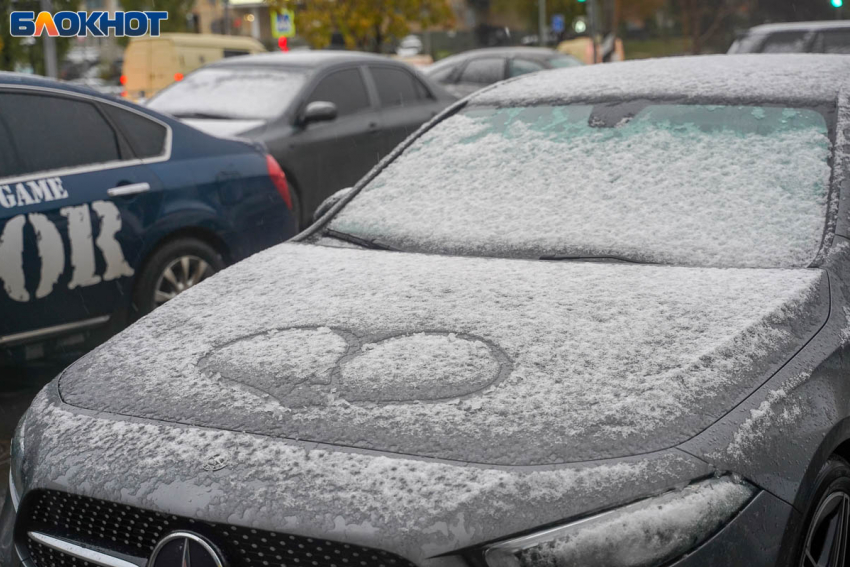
[801,491,850,567]
[153,255,213,307]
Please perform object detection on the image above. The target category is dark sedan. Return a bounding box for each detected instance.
[147,51,455,229]
[7,54,850,567]
[424,47,582,98]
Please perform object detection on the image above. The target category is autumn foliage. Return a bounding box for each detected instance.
[282,0,455,52]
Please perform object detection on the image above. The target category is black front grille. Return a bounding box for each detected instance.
[21,490,418,567]
[27,488,173,555]
[27,538,93,567]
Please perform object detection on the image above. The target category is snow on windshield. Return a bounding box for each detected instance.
[148,67,307,120]
[331,104,831,268]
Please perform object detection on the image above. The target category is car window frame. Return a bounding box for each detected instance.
[427,61,461,85]
[101,102,170,160]
[0,111,25,176]
[0,84,173,186]
[456,56,508,85]
[297,64,376,121]
[365,64,432,108]
[413,74,436,101]
[507,56,547,78]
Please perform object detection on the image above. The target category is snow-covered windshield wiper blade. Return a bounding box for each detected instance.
[324,229,399,252]
[171,111,238,120]
[539,254,655,264]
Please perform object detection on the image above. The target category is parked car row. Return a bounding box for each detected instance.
[0,45,496,370]
[5,53,850,567]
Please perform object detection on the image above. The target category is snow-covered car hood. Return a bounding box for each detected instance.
[59,243,828,465]
[23,384,713,560]
[181,117,266,137]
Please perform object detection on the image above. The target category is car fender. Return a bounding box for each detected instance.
[133,207,235,269]
[678,271,839,507]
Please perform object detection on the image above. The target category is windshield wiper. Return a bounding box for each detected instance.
[171,111,238,120]
[324,229,399,252]
[539,254,655,264]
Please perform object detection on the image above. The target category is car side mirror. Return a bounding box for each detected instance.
[313,187,353,223]
[300,101,337,126]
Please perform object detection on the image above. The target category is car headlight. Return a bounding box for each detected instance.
[9,415,26,511]
[484,477,755,567]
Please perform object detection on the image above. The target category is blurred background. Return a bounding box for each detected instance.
[1,0,846,92]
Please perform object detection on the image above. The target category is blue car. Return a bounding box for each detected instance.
[0,73,296,368]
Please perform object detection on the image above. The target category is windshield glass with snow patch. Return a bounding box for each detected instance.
[148,67,307,121]
[329,103,831,268]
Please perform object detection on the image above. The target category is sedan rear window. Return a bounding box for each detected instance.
[330,103,831,268]
[760,32,810,53]
[821,30,850,54]
[148,67,307,120]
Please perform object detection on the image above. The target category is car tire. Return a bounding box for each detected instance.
[133,237,225,317]
[793,456,850,566]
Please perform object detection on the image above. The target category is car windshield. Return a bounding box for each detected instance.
[329,103,832,268]
[148,67,308,120]
[547,55,582,67]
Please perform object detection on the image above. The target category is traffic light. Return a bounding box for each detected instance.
[833,0,843,8]
[577,0,586,3]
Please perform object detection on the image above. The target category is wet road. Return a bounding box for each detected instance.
[0,363,66,503]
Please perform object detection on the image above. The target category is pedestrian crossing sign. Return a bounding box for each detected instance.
[271,9,295,38]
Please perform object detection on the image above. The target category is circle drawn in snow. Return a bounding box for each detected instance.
[198,327,349,403]
[199,327,511,406]
[338,333,503,403]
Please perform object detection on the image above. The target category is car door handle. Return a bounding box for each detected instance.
[107,182,151,197]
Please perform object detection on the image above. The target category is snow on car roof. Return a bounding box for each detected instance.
[212,50,395,69]
[472,54,850,106]
[746,20,850,34]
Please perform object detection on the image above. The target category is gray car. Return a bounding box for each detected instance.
[5,54,850,567]
[729,21,850,54]
[424,47,581,98]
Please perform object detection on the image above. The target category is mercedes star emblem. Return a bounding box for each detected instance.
[149,531,225,567]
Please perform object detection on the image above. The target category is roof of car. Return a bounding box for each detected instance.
[428,46,560,69]
[454,46,559,57]
[0,71,112,98]
[745,20,850,34]
[471,54,850,106]
[211,50,397,69]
